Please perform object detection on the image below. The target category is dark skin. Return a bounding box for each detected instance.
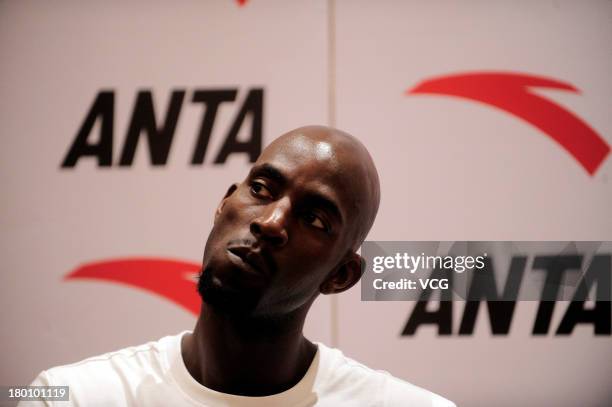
[182,125,380,396]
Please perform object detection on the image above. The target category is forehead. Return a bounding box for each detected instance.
[259,136,338,171]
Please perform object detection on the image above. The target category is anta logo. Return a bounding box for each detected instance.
[402,254,611,336]
[61,88,263,168]
[408,72,610,175]
[66,258,201,315]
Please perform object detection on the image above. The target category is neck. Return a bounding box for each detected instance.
[181,301,318,396]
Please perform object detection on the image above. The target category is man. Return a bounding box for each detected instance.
[24,126,455,406]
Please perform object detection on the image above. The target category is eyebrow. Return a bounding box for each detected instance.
[249,163,344,225]
[250,163,287,185]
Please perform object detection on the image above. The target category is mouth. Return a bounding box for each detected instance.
[226,246,271,277]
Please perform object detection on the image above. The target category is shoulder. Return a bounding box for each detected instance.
[316,343,456,407]
[44,334,171,380]
[28,332,181,404]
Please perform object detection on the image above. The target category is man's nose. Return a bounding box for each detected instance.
[250,197,290,247]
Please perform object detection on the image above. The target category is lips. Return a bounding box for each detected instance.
[227,246,272,277]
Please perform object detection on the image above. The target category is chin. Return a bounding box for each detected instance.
[197,266,262,316]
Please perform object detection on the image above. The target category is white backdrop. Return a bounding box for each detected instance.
[1,1,611,406]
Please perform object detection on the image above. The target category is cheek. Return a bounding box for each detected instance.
[218,195,252,226]
[282,240,342,280]
[225,189,261,221]
[294,227,345,260]
[206,201,246,251]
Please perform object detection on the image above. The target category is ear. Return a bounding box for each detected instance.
[319,252,365,295]
[215,183,239,220]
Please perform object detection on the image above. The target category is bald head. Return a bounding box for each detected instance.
[258,125,380,251]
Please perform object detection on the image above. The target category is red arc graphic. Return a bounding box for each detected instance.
[65,258,201,315]
[408,72,609,175]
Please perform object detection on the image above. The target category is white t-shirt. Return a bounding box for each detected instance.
[22,331,455,407]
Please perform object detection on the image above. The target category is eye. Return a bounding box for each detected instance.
[303,211,328,231]
[250,181,272,199]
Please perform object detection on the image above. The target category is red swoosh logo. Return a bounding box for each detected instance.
[408,72,609,175]
[65,258,201,315]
